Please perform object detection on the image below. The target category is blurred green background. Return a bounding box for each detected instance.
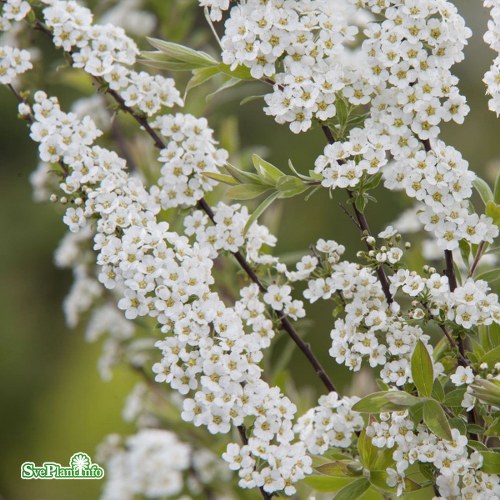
[1,1,499,498]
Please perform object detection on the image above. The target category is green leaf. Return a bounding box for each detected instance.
[449,417,467,435]
[206,76,241,101]
[218,63,253,80]
[201,171,238,185]
[184,66,221,97]
[315,461,362,477]
[357,430,394,471]
[431,379,445,402]
[334,478,371,500]
[423,399,453,441]
[495,169,500,204]
[357,430,377,469]
[139,54,201,71]
[303,475,353,492]
[252,154,285,184]
[376,379,390,391]
[470,379,500,406]
[473,177,494,205]
[354,194,367,213]
[475,268,500,284]
[224,163,269,186]
[485,200,500,226]
[468,440,488,452]
[240,95,265,106]
[287,159,313,181]
[370,471,421,492]
[146,38,218,67]
[467,424,484,436]
[480,451,500,474]
[226,183,272,200]
[459,240,471,266]
[408,401,424,425]
[479,346,500,368]
[485,416,500,436]
[363,172,383,191]
[411,340,434,398]
[276,176,308,199]
[243,191,279,235]
[352,391,421,413]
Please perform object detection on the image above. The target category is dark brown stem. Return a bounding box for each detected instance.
[237,426,273,500]
[101,78,338,395]
[346,190,393,304]
[468,241,486,278]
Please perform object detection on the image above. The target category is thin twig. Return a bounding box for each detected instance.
[98,72,338,394]
[237,426,273,500]
[468,241,486,278]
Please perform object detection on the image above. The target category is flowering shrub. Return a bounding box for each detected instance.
[3,0,500,498]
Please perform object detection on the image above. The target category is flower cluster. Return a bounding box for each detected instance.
[3,1,500,499]
[367,412,499,498]
[184,202,277,263]
[299,238,437,385]
[0,44,31,84]
[96,430,192,499]
[43,0,182,116]
[385,140,498,250]
[295,392,364,454]
[484,0,500,115]
[390,271,500,328]
[0,0,30,32]
[26,85,313,495]
[152,113,228,209]
[219,0,364,133]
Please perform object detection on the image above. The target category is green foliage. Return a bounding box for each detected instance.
[474,176,494,205]
[422,400,452,441]
[352,391,421,413]
[333,478,371,499]
[411,340,434,398]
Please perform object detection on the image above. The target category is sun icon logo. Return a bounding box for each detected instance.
[69,453,91,476]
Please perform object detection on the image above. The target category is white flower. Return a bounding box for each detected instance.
[450,366,474,386]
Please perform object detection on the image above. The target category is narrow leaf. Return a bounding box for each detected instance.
[479,346,500,368]
[184,66,221,98]
[485,200,500,226]
[244,191,279,235]
[411,340,434,397]
[494,169,500,204]
[226,183,272,200]
[480,451,500,474]
[240,95,265,106]
[206,76,241,101]
[315,461,362,477]
[473,177,494,205]
[224,163,269,186]
[146,38,218,67]
[475,268,500,284]
[302,475,353,492]
[201,171,238,185]
[334,478,370,500]
[423,399,453,441]
[218,63,253,80]
[276,176,308,199]
[484,416,500,436]
[352,391,420,413]
[252,154,285,183]
[357,430,378,469]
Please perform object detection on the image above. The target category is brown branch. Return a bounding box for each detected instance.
[98,75,338,395]
[237,426,273,500]
[468,241,486,278]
